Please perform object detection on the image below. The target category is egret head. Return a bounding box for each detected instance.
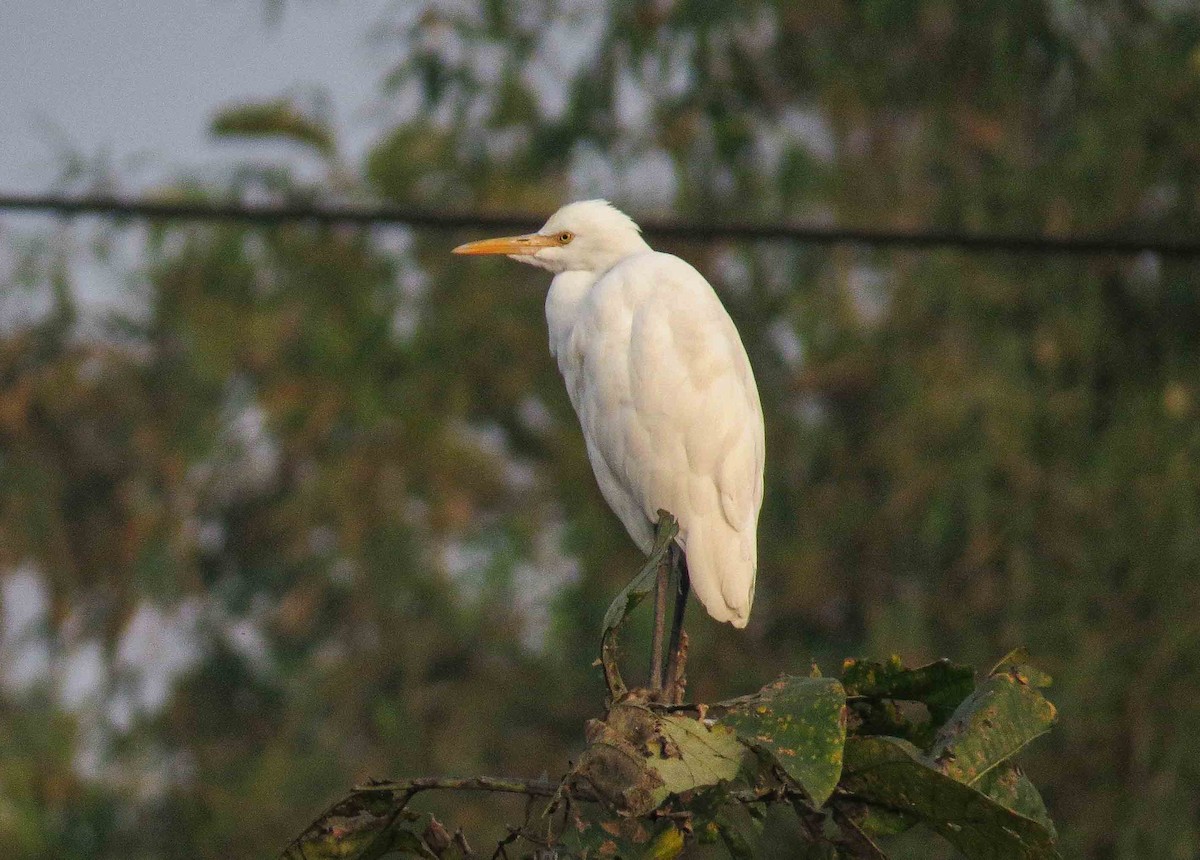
[452,200,650,275]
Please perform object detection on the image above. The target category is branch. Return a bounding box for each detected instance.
[353,775,597,803]
[357,773,793,809]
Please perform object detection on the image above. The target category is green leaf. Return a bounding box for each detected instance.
[210,99,336,158]
[975,762,1058,840]
[389,825,439,859]
[989,647,1054,688]
[685,786,764,858]
[847,803,917,838]
[721,676,847,806]
[841,737,1060,860]
[924,664,1057,787]
[647,825,686,859]
[830,808,890,860]
[713,802,764,859]
[650,715,747,798]
[558,811,683,859]
[842,656,976,725]
[845,696,931,748]
[601,512,677,635]
[599,512,678,697]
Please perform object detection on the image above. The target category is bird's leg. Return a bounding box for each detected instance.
[664,546,690,704]
[667,631,689,706]
[649,548,671,692]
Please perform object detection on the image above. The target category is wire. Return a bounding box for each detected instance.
[1,192,1197,258]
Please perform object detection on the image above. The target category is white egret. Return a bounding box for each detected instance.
[453,200,764,688]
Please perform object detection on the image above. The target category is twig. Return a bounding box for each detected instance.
[354,775,592,801]
[491,826,524,860]
[355,773,784,809]
[287,770,805,859]
[452,827,474,857]
[649,552,670,691]
[667,630,689,705]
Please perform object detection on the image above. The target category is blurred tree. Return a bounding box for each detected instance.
[2,1,1200,857]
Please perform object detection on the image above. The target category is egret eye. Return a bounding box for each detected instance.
[558,231,574,244]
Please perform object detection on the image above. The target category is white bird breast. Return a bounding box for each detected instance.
[547,250,765,627]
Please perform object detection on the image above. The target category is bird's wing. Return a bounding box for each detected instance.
[572,252,764,624]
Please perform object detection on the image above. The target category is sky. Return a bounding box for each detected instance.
[0,0,391,194]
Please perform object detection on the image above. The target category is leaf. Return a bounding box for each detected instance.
[975,762,1058,840]
[989,647,1053,688]
[842,656,976,725]
[841,736,1060,860]
[846,696,932,748]
[720,675,847,806]
[210,99,336,158]
[712,802,763,859]
[831,810,890,860]
[389,825,440,859]
[559,811,683,859]
[419,815,471,860]
[924,663,1057,786]
[599,512,678,697]
[571,703,746,816]
[650,715,747,798]
[647,825,686,859]
[601,512,677,635]
[844,802,916,838]
[684,785,764,859]
[280,790,435,860]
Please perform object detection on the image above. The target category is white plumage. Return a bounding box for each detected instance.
[454,200,765,627]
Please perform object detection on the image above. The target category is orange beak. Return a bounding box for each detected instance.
[452,233,559,256]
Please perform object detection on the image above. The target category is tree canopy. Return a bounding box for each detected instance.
[2,2,1199,857]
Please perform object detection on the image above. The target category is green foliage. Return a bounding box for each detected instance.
[559,814,684,860]
[283,651,1058,858]
[925,653,1057,787]
[842,737,1056,860]
[210,98,337,158]
[721,675,847,806]
[281,551,1060,858]
[5,3,1200,858]
[843,657,975,728]
[572,702,746,817]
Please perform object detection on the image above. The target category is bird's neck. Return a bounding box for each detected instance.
[545,270,599,361]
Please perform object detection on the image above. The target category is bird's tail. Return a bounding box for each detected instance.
[682,520,756,628]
